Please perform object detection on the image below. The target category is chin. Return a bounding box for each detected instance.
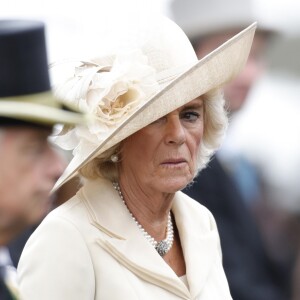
[161,177,191,193]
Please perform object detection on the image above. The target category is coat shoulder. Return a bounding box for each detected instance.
[175,191,218,232]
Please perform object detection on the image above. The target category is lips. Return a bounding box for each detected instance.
[161,158,187,165]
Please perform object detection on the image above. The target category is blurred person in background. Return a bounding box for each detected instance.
[170,0,291,299]
[227,11,300,300]
[0,19,86,300]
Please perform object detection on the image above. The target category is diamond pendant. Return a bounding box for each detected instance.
[155,240,169,257]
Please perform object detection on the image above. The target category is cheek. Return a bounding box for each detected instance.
[186,128,203,172]
[0,147,42,212]
[6,172,37,198]
[120,131,161,179]
[0,174,33,217]
[122,130,157,161]
[4,159,42,197]
[189,126,203,154]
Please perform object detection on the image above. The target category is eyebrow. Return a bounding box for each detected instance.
[182,101,204,110]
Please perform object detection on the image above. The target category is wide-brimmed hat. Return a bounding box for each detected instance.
[52,16,256,191]
[0,19,86,126]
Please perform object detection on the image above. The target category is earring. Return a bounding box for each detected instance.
[110,154,119,163]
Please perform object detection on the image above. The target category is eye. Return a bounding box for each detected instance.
[181,111,200,122]
[23,141,49,159]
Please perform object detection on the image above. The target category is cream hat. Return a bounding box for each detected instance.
[52,16,256,191]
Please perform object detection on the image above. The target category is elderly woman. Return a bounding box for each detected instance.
[18,16,256,300]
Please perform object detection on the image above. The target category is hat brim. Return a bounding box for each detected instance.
[0,92,87,125]
[52,22,257,192]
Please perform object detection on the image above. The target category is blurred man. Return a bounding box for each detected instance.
[0,19,85,300]
[170,0,290,299]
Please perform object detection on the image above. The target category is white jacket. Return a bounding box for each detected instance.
[18,178,232,299]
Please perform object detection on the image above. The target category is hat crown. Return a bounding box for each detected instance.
[138,17,197,75]
[0,19,50,97]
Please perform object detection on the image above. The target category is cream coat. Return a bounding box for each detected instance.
[18,178,232,300]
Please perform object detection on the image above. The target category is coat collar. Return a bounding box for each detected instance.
[78,178,220,299]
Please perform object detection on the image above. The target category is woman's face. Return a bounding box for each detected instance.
[120,97,204,194]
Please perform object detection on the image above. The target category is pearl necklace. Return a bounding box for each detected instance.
[112,182,174,257]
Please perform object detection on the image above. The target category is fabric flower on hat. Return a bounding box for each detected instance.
[52,50,159,159]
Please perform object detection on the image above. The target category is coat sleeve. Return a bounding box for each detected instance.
[18,215,95,300]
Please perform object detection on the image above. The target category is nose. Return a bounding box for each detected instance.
[46,147,66,181]
[164,115,186,145]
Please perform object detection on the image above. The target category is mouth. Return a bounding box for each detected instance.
[161,158,187,166]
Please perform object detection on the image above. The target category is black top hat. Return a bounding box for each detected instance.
[0,19,86,126]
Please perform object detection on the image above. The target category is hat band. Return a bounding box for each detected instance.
[0,91,59,108]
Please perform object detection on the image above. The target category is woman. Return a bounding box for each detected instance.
[18,16,256,299]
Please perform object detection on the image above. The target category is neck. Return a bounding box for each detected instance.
[0,219,27,246]
[0,229,19,246]
[116,178,174,242]
[113,181,174,257]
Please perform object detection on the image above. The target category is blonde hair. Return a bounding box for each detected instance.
[197,88,228,174]
[79,143,121,182]
[79,88,228,181]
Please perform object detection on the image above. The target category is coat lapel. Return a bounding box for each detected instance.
[172,193,221,298]
[96,238,190,299]
[78,179,219,299]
